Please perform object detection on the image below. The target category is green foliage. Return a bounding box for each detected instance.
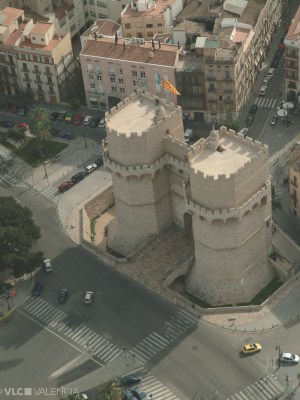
[68,98,80,112]
[7,128,25,142]
[29,106,51,143]
[0,197,42,277]
[97,379,121,400]
[60,394,87,400]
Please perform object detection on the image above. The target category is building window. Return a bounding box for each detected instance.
[140,71,146,78]
[147,32,153,38]
[87,63,93,73]
[146,24,153,28]
[90,82,96,89]
[89,73,94,80]
[132,70,137,77]
[90,11,96,17]
[98,13,107,18]
[110,77,116,83]
[157,23,163,27]
[120,87,125,93]
[96,74,102,80]
[70,23,76,31]
[133,80,138,87]
[111,86,117,92]
[119,78,124,84]
[118,67,123,75]
[125,23,131,29]
[33,55,38,62]
[97,1,107,7]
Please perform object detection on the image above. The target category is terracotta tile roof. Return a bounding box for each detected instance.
[0,7,23,27]
[286,5,300,41]
[289,145,300,172]
[82,19,120,38]
[81,38,179,66]
[18,35,62,52]
[122,0,176,19]
[5,22,26,45]
[30,22,52,35]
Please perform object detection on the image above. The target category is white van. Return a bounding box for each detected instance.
[98,119,105,128]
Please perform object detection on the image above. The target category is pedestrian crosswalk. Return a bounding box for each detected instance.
[0,171,28,189]
[125,368,181,400]
[227,375,284,400]
[129,310,198,364]
[41,185,60,203]
[254,97,277,109]
[21,297,198,367]
[21,297,123,364]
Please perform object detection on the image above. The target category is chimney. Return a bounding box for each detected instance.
[94,32,97,41]
[177,41,180,49]
[115,32,118,45]
[158,39,161,49]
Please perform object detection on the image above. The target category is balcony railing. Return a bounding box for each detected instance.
[33,70,41,74]
[44,71,53,76]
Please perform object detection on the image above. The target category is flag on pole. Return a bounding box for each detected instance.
[161,78,181,96]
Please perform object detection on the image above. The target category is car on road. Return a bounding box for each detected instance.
[280,353,300,364]
[122,389,135,400]
[184,128,194,144]
[43,259,53,272]
[72,113,84,126]
[90,117,99,128]
[32,282,43,296]
[242,343,262,355]
[239,128,248,136]
[0,121,14,128]
[16,122,29,130]
[57,288,68,303]
[71,171,86,183]
[246,115,254,125]
[267,68,275,79]
[98,119,105,128]
[57,111,67,122]
[262,77,270,86]
[58,181,74,193]
[85,163,97,174]
[50,111,59,121]
[259,86,267,96]
[95,156,103,167]
[83,115,92,126]
[64,112,73,123]
[120,374,142,387]
[250,104,258,114]
[131,387,152,400]
[18,107,26,116]
[84,291,94,304]
[60,132,74,139]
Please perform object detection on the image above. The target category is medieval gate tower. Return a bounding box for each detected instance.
[103,91,274,306]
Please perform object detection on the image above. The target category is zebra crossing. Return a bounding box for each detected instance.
[125,368,181,400]
[40,185,60,203]
[0,171,28,189]
[129,310,198,364]
[254,97,277,109]
[227,374,284,400]
[21,297,123,364]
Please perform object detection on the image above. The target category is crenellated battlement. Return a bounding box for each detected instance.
[186,179,271,222]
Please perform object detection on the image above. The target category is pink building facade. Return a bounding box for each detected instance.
[80,35,182,111]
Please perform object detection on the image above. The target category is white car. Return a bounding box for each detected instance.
[43,259,53,272]
[83,116,92,126]
[259,86,267,96]
[280,353,300,364]
[240,128,248,136]
[184,129,194,144]
[84,291,94,304]
[85,163,97,174]
[267,68,275,79]
[98,119,105,128]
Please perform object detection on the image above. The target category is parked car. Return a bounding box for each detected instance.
[43,259,53,272]
[131,387,152,400]
[262,77,270,86]
[122,389,135,400]
[18,107,26,116]
[98,119,105,128]
[184,128,194,144]
[57,288,68,303]
[58,181,74,193]
[89,118,99,128]
[71,171,86,183]
[64,112,73,123]
[239,128,248,137]
[119,374,142,388]
[94,156,103,167]
[242,343,262,355]
[246,115,254,125]
[0,120,14,128]
[259,86,267,96]
[84,291,94,304]
[85,163,97,174]
[50,111,59,121]
[83,115,92,126]
[250,104,258,114]
[16,122,29,130]
[280,353,300,364]
[72,113,84,126]
[267,68,275,79]
[60,132,74,139]
[57,111,67,122]
[32,282,43,296]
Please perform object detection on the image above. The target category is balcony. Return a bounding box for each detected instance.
[285,75,298,82]
[24,77,31,82]
[285,53,298,60]
[34,80,43,84]
[108,71,115,76]
[284,63,298,71]
[21,68,29,73]
[44,71,53,77]
[33,69,41,75]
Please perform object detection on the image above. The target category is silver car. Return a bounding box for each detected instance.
[280,353,300,364]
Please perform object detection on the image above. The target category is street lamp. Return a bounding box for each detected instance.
[276,345,282,367]
[285,374,289,390]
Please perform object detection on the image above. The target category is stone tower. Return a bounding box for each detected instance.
[185,127,274,305]
[104,91,184,255]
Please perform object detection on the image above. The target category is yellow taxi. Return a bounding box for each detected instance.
[242,343,262,355]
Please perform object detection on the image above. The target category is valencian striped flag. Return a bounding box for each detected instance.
[161,78,181,96]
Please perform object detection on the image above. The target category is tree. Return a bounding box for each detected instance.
[28,106,52,158]
[68,98,80,112]
[97,380,121,400]
[0,196,42,277]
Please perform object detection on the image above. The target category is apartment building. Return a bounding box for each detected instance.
[288,144,300,217]
[0,7,73,103]
[13,0,53,14]
[284,4,300,103]
[174,0,283,123]
[121,0,183,40]
[80,24,182,111]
